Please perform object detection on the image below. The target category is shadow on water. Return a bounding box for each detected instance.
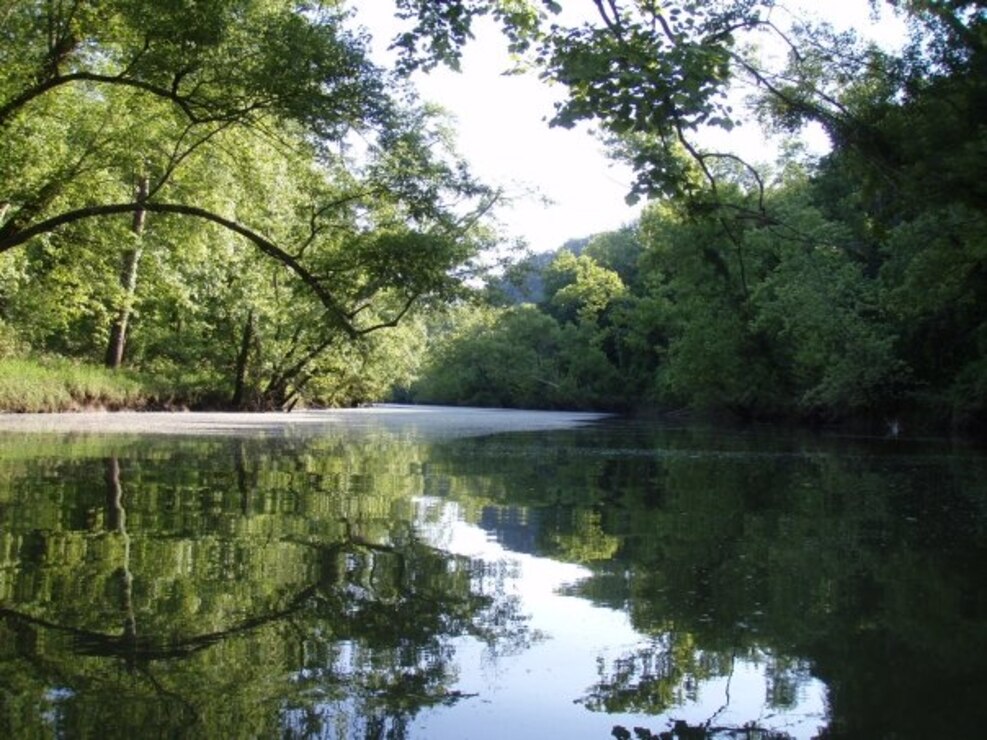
[0,416,984,738]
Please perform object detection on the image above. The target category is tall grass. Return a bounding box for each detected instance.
[0,356,155,412]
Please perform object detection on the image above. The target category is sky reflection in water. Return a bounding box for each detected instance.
[410,497,828,739]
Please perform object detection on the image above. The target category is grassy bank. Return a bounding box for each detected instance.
[0,357,157,412]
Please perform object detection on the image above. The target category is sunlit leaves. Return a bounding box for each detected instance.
[0,1,505,408]
[543,250,627,324]
[391,0,556,72]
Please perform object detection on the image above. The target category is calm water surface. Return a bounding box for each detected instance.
[1,409,985,739]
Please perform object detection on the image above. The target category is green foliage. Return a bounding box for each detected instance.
[304,315,429,407]
[583,226,645,288]
[412,247,634,410]
[412,303,564,408]
[0,0,984,427]
[0,0,386,133]
[0,1,502,409]
[394,0,787,207]
[0,431,535,737]
[543,250,627,324]
[404,1,987,429]
[418,145,973,424]
[392,0,553,73]
[878,203,987,421]
[754,243,905,416]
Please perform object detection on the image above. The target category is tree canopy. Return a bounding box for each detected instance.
[399,0,987,430]
[0,0,984,427]
[0,0,502,408]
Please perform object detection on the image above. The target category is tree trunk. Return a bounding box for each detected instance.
[231,310,255,409]
[105,175,148,369]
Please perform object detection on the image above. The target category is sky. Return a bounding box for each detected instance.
[353,1,907,253]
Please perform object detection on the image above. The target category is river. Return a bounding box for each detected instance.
[0,406,984,738]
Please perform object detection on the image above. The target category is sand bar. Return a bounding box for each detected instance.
[0,404,609,439]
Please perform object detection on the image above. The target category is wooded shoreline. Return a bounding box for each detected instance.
[1,2,984,437]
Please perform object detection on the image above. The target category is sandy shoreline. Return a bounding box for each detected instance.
[0,404,609,438]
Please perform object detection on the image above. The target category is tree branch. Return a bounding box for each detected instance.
[0,201,358,337]
[698,151,767,212]
[356,291,422,335]
[591,0,622,34]
[0,71,265,128]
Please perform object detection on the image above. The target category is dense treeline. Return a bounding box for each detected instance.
[407,0,987,432]
[1,1,985,431]
[0,0,496,410]
[411,166,920,422]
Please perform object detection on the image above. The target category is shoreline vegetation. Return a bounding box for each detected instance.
[1,4,984,436]
[0,356,171,413]
[0,355,969,443]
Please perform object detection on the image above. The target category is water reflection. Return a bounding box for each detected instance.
[0,418,985,739]
[0,434,521,738]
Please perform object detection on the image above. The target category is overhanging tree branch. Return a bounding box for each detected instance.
[0,201,359,337]
[355,291,423,335]
[0,71,268,128]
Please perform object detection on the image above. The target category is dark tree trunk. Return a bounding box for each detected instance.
[231,310,255,409]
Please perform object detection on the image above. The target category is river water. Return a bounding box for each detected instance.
[0,407,984,739]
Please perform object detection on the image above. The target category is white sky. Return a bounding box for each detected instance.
[353,1,907,252]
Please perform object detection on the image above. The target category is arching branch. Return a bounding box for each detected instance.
[355,290,423,335]
[0,201,358,337]
[0,70,268,128]
[0,584,319,662]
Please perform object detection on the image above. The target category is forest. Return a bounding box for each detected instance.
[0,0,984,433]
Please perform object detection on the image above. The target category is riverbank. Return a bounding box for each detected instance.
[0,356,240,412]
[0,356,156,412]
[2,356,980,439]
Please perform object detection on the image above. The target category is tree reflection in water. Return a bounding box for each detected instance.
[611,720,797,739]
[422,424,987,738]
[0,436,531,738]
[0,421,985,739]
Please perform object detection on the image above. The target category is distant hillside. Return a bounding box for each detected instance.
[487,237,590,305]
